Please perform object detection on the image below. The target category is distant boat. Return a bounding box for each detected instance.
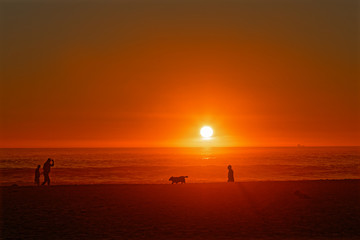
[297,144,305,148]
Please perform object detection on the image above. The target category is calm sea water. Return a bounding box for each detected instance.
[0,147,359,185]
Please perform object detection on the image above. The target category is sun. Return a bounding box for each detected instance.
[200,126,213,138]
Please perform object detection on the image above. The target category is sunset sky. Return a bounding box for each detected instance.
[1,0,359,147]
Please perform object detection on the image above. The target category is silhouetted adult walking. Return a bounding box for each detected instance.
[42,158,54,186]
[228,165,234,182]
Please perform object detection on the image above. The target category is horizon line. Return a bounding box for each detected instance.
[1,145,360,149]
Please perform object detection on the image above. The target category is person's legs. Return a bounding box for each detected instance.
[42,173,49,185]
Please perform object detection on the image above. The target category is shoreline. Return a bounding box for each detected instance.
[2,178,360,188]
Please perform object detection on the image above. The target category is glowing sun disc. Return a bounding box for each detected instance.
[200,126,213,138]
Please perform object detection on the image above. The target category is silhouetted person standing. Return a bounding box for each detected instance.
[42,158,54,186]
[228,165,234,182]
[34,165,41,186]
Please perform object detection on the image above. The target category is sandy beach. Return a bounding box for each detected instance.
[1,180,359,239]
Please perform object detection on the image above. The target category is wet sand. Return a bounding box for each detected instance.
[1,180,360,239]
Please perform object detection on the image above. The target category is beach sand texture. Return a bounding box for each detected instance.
[1,180,359,239]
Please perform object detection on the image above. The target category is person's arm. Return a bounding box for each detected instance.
[51,159,54,167]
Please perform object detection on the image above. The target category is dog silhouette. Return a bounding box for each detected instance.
[169,176,188,184]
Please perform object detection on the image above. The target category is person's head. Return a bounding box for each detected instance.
[228,165,232,170]
[47,158,51,163]
[37,165,41,168]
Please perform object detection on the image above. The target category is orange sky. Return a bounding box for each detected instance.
[1,0,359,147]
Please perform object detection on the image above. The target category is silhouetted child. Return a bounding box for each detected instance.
[228,165,234,182]
[35,165,41,186]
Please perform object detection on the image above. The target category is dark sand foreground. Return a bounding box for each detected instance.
[1,180,360,239]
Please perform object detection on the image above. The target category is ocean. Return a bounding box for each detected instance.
[0,147,359,185]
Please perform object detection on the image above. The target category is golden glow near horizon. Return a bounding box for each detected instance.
[200,126,213,139]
